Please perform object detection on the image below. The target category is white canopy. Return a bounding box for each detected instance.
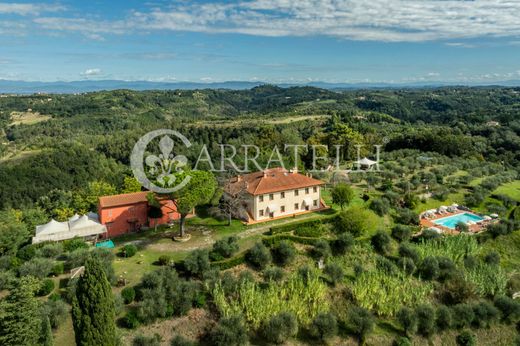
[33,215,106,244]
[356,157,377,166]
[69,214,81,222]
[266,204,279,213]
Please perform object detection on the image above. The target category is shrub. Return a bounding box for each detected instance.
[210,236,239,261]
[331,232,354,255]
[263,266,284,283]
[170,335,195,346]
[398,243,420,263]
[419,256,439,281]
[63,238,88,252]
[494,296,520,323]
[371,230,392,254]
[294,225,325,238]
[262,312,298,344]
[51,262,64,276]
[415,304,435,337]
[463,255,478,270]
[347,307,374,343]
[18,258,54,279]
[436,305,453,331]
[397,257,416,275]
[437,257,457,282]
[122,244,138,258]
[456,221,469,233]
[452,304,475,329]
[157,255,171,266]
[397,307,417,336]
[184,249,211,277]
[43,299,68,329]
[395,208,419,225]
[324,263,344,286]
[122,286,136,304]
[246,242,271,270]
[209,315,248,346]
[456,330,476,346]
[391,224,413,242]
[370,198,391,216]
[39,243,63,258]
[37,278,55,296]
[472,301,499,328]
[124,310,140,329]
[483,251,500,266]
[393,337,412,346]
[311,240,331,259]
[441,275,475,305]
[335,208,371,236]
[310,312,338,341]
[16,244,37,261]
[271,240,296,267]
[133,333,161,346]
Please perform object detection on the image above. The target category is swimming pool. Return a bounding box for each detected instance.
[433,212,484,229]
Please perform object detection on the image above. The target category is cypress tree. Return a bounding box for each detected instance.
[72,257,116,346]
[40,314,54,346]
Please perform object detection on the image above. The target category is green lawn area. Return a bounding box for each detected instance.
[414,191,466,213]
[493,180,520,201]
[481,230,520,271]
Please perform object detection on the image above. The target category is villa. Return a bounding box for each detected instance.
[226,167,327,224]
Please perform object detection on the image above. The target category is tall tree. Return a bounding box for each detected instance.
[0,276,43,346]
[331,183,354,210]
[170,171,217,238]
[0,210,30,255]
[72,257,117,346]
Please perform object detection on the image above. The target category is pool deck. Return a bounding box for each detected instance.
[420,210,491,234]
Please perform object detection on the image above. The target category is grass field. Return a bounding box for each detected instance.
[493,180,520,201]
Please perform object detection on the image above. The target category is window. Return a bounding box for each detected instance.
[281,191,285,198]
[281,205,285,212]
[313,199,318,207]
[313,186,317,193]
[305,187,309,194]
[294,189,299,196]
[259,195,264,202]
[259,210,264,217]
[294,203,299,210]
[269,194,274,200]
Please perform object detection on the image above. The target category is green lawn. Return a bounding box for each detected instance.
[493,180,520,201]
[414,191,466,213]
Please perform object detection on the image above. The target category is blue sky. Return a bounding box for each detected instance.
[0,0,519,83]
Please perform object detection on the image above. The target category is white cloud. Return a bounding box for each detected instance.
[81,68,102,76]
[0,3,65,16]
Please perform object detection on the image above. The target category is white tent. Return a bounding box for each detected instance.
[355,157,377,169]
[32,215,107,244]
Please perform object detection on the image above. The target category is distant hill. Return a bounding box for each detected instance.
[1,79,519,94]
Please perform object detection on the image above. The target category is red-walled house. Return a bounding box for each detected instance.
[98,191,181,238]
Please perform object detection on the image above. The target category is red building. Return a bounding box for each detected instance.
[98,191,181,238]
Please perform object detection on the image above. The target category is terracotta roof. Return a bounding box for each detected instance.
[227,167,324,196]
[98,191,149,208]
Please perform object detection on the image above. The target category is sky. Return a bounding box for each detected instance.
[0,0,520,84]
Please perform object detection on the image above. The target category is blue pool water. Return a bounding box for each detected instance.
[433,213,484,229]
[96,240,115,248]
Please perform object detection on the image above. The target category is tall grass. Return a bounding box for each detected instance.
[465,263,507,297]
[351,269,433,317]
[415,235,479,263]
[212,271,329,328]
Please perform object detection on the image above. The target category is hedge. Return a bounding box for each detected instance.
[210,253,246,270]
[263,234,321,247]
[269,214,338,235]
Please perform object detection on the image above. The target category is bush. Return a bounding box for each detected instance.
[269,215,337,235]
[51,262,64,276]
[294,225,326,238]
[122,286,136,304]
[311,240,331,259]
[263,266,284,283]
[472,301,499,328]
[456,330,476,346]
[463,255,478,270]
[415,304,435,337]
[395,208,419,225]
[331,232,354,255]
[184,249,211,277]
[398,243,420,263]
[157,255,171,266]
[133,333,161,346]
[371,230,392,254]
[484,251,500,266]
[397,257,416,275]
[210,236,239,261]
[335,208,372,236]
[397,307,417,336]
[440,275,475,305]
[437,257,457,282]
[209,315,248,346]
[246,242,271,270]
[271,240,296,267]
[419,256,439,281]
[324,263,344,286]
[122,244,138,258]
[39,243,63,258]
[391,224,413,242]
[18,258,54,279]
[393,337,412,346]
[170,335,195,346]
[369,197,391,216]
[310,312,338,341]
[494,296,520,323]
[63,238,88,252]
[16,244,37,261]
[262,311,298,344]
[37,278,55,296]
[452,304,475,329]
[436,305,453,331]
[347,307,374,343]
[43,299,68,329]
[124,310,140,329]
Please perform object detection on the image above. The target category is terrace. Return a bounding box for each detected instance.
[420,205,497,235]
